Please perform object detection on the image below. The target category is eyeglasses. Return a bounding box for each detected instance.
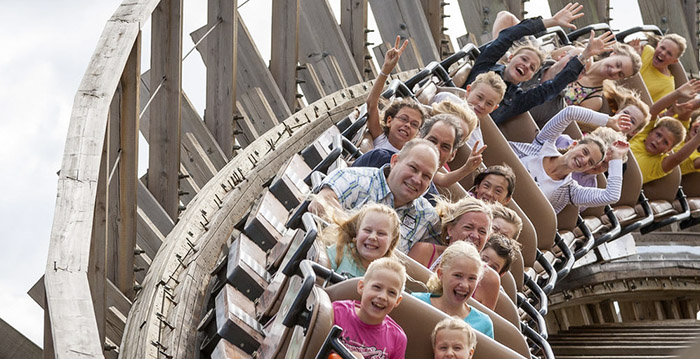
[394,114,422,130]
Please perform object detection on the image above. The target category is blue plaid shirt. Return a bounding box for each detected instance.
[319,165,440,253]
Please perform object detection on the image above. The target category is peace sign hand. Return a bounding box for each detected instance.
[382,36,408,75]
[462,141,487,174]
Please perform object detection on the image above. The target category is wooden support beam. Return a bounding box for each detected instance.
[181,133,218,188]
[548,0,609,30]
[178,164,200,205]
[204,0,237,158]
[238,87,280,135]
[116,34,140,300]
[192,12,290,135]
[0,317,42,359]
[137,179,175,236]
[298,56,349,103]
[420,0,444,52]
[341,0,372,80]
[271,0,300,109]
[299,0,362,86]
[638,0,700,74]
[457,0,511,45]
[233,104,260,148]
[149,0,183,220]
[140,71,228,170]
[89,126,109,347]
[368,0,439,65]
[296,62,327,106]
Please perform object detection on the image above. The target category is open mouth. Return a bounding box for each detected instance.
[515,66,525,76]
[362,242,378,251]
[654,54,664,64]
[574,158,582,169]
[397,127,409,138]
[453,288,469,301]
[371,300,386,311]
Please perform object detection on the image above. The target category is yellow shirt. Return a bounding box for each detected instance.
[640,45,675,103]
[680,149,700,175]
[631,130,670,183]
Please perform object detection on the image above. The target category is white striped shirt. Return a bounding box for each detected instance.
[509,106,623,213]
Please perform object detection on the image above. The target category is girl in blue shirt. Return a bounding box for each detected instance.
[412,241,494,338]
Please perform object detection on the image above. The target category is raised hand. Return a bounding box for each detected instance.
[582,30,616,58]
[547,2,585,29]
[610,140,630,159]
[462,141,487,174]
[608,113,632,132]
[381,36,408,76]
[677,78,700,99]
[628,38,643,55]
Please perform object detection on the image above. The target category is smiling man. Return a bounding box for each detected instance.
[351,114,464,205]
[310,139,441,252]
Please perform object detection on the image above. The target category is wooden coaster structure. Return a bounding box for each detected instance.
[39,1,700,358]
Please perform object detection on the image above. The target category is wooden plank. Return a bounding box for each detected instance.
[44,2,162,357]
[638,0,699,74]
[297,61,328,103]
[106,280,132,321]
[233,103,260,148]
[271,0,300,109]
[420,0,443,51]
[548,0,609,30]
[0,317,42,359]
[299,55,350,100]
[137,179,175,236]
[457,0,510,45]
[341,0,372,80]
[368,0,439,65]
[89,126,109,346]
[181,132,218,188]
[136,208,164,261]
[299,0,362,86]
[237,87,280,135]
[106,80,121,297]
[192,12,290,133]
[140,71,228,170]
[149,0,183,220]
[117,34,140,299]
[178,164,200,205]
[203,0,237,158]
[682,0,699,72]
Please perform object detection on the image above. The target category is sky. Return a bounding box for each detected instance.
[0,0,644,348]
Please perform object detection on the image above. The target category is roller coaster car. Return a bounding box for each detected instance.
[281,260,529,359]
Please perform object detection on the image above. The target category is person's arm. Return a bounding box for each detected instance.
[534,105,623,144]
[649,79,700,120]
[473,268,501,310]
[569,141,628,207]
[367,36,407,139]
[433,143,486,187]
[492,31,616,123]
[662,130,700,172]
[466,16,549,85]
[407,242,437,268]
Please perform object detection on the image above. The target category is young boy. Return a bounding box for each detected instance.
[631,117,695,183]
[471,164,517,205]
[463,72,507,149]
[490,203,523,242]
[332,257,407,359]
[634,34,687,102]
[480,233,522,276]
[680,115,700,175]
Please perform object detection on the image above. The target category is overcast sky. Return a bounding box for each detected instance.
[0,0,643,348]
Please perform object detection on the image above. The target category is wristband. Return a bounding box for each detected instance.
[380,70,390,77]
